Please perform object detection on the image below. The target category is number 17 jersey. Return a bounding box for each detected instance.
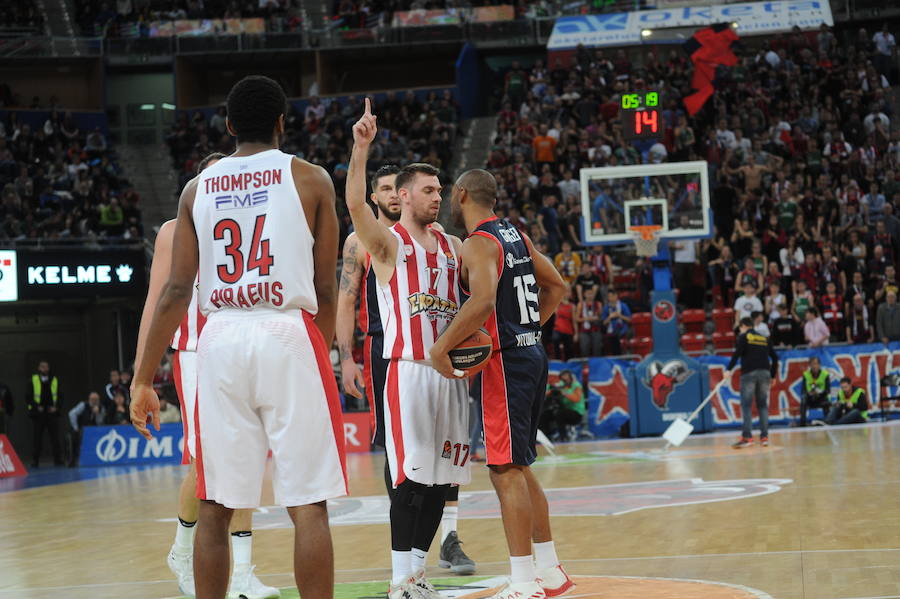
[462,215,542,351]
[193,149,318,316]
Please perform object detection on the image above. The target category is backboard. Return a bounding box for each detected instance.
[579,161,711,245]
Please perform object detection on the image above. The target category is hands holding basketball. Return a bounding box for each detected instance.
[352,97,377,147]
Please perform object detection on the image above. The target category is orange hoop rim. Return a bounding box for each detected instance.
[628,224,663,241]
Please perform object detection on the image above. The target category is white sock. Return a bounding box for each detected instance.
[391,550,412,584]
[510,554,536,584]
[533,541,560,570]
[441,506,458,543]
[174,518,196,553]
[231,532,252,569]
[410,548,427,573]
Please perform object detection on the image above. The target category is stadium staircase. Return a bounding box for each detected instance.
[38,0,86,55]
[118,143,180,239]
[441,115,497,234]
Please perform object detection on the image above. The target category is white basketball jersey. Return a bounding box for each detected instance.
[194,149,317,316]
[377,223,460,361]
[170,278,204,352]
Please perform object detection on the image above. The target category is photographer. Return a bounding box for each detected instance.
[825,377,869,425]
[540,370,586,441]
[799,357,830,427]
[67,391,105,467]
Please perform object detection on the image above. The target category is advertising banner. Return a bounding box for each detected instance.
[0,435,27,478]
[547,0,834,50]
[471,5,516,22]
[342,411,372,454]
[80,423,184,466]
[16,248,145,301]
[0,250,17,302]
[148,18,266,37]
[568,342,900,436]
[392,10,462,27]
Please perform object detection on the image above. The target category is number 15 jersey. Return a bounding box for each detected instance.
[194,149,318,316]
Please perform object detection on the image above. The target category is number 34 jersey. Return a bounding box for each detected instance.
[461,216,542,351]
[193,150,318,317]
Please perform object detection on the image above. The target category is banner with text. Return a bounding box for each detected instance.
[16,248,146,301]
[547,0,834,50]
[80,423,184,466]
[0,435,27,478]
[564,343,900,436]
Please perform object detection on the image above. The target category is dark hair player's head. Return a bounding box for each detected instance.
[451,168,497,230]
[197,152,226,173]
[370,164,401,222]
[225,76,287,145]
[395,163,442,226]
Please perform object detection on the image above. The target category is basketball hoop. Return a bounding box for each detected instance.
[629,224,663,257]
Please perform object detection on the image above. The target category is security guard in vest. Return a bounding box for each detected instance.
[825,377,869,425]
[27,360,62,467]
[800,356,831,427]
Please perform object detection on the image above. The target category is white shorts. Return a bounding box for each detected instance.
[196,309,348,509]
[383,360,471,487]
[172,350,197,464]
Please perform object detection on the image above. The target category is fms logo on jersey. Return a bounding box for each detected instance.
[215,190,268,210]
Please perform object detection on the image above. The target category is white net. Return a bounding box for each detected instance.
[630,228,661,257]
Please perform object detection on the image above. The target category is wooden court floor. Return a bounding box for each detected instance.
[1,422,899,599]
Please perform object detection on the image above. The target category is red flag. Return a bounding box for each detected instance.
[683,24,739,115]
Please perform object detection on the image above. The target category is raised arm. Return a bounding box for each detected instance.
[429,235,500,379]
[524,233,566,325]
[347,98,397,281]
[131,178,200,439]
[336,233,367,398]
[134,219,176,371]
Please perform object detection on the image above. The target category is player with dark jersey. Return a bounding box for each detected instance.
[430,169,573,599]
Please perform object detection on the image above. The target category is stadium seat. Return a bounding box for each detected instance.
[680,333,705,352]
[712,308,735,333]
[630,336,654,358]
[631,312,652,337]
[712,331,736,352]
[682,309,706,334]
[616,271,637,290]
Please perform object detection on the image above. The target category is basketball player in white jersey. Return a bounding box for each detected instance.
[130,75,346,599]
[337,166,476,576]
[134,153,279,599]
[347,99,470,599]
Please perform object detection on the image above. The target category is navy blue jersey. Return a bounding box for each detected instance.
[462,216,542,351]
[359,257,382,336]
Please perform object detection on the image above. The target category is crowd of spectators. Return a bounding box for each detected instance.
[166,89,459,248]
[0,3,45,33]
[75,0,303,37]
[483,24,899,358]
[0,102,142,243]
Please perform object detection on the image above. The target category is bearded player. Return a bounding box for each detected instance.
[338,165,476,575]
[134,153,279,599]
[431,169,574,599]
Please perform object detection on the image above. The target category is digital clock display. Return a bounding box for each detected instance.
[620,91,662,140]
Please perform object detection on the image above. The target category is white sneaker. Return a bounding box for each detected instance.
[537,565,575,597]
[388,574,428,599]
[486,580,547,599]
[227,565,281,599]
[412,569,443,599]
[167,546,195,598]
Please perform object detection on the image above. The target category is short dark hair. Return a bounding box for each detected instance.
[840,376,852,385]
[751,310,762,319]
[197,152,227,173]
[455,168,497,207]
[395,163,440,192]
[225,75,287,144]
[740,316,753,328]
[370,164,400,192]
[807,306,819,317]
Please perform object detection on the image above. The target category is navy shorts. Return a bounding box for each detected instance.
[471,344,548,466]
[364,334,390,448]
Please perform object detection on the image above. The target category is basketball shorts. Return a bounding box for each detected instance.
[172,350,197,465]
[196,309,348,509]
[384,360,471,488]
[472,345,548,467]
[364,334,389,448]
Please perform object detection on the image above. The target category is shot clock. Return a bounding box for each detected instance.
[620,91,661,140]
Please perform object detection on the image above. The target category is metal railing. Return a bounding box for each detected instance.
[0,237,145,251]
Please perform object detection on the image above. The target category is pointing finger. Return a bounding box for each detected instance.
[364,97,371,115]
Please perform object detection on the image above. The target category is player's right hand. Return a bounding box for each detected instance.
[341,360,366,399]
[130,382,161,440]
[352,97,377,147]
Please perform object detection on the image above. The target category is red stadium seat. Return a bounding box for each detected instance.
[616,271,637,290]
[712,331,736,351]
[630,336,654,358]
[632,312,652,338]
[712,308,735,334]
[682,309,706,333]
[680,333,705,352]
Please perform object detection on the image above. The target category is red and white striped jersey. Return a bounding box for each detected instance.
[193,149,318,317]
[376,223,460,362]
[170,278,206,352]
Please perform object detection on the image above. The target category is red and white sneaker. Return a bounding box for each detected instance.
[486,581,547,599]
[537,565,575,597]
[760,436,769,447]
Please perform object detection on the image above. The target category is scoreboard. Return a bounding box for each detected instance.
[620,91,661,140]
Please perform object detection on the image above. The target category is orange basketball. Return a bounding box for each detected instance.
[448,327,493,375]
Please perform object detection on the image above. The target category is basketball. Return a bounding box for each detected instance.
[448,328,493,375]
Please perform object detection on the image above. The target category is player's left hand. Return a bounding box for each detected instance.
[130,382,161,440]
[430,346,465,380]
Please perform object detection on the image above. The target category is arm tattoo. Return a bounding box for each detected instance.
[338,341,354,362]
[339,240,362,295]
